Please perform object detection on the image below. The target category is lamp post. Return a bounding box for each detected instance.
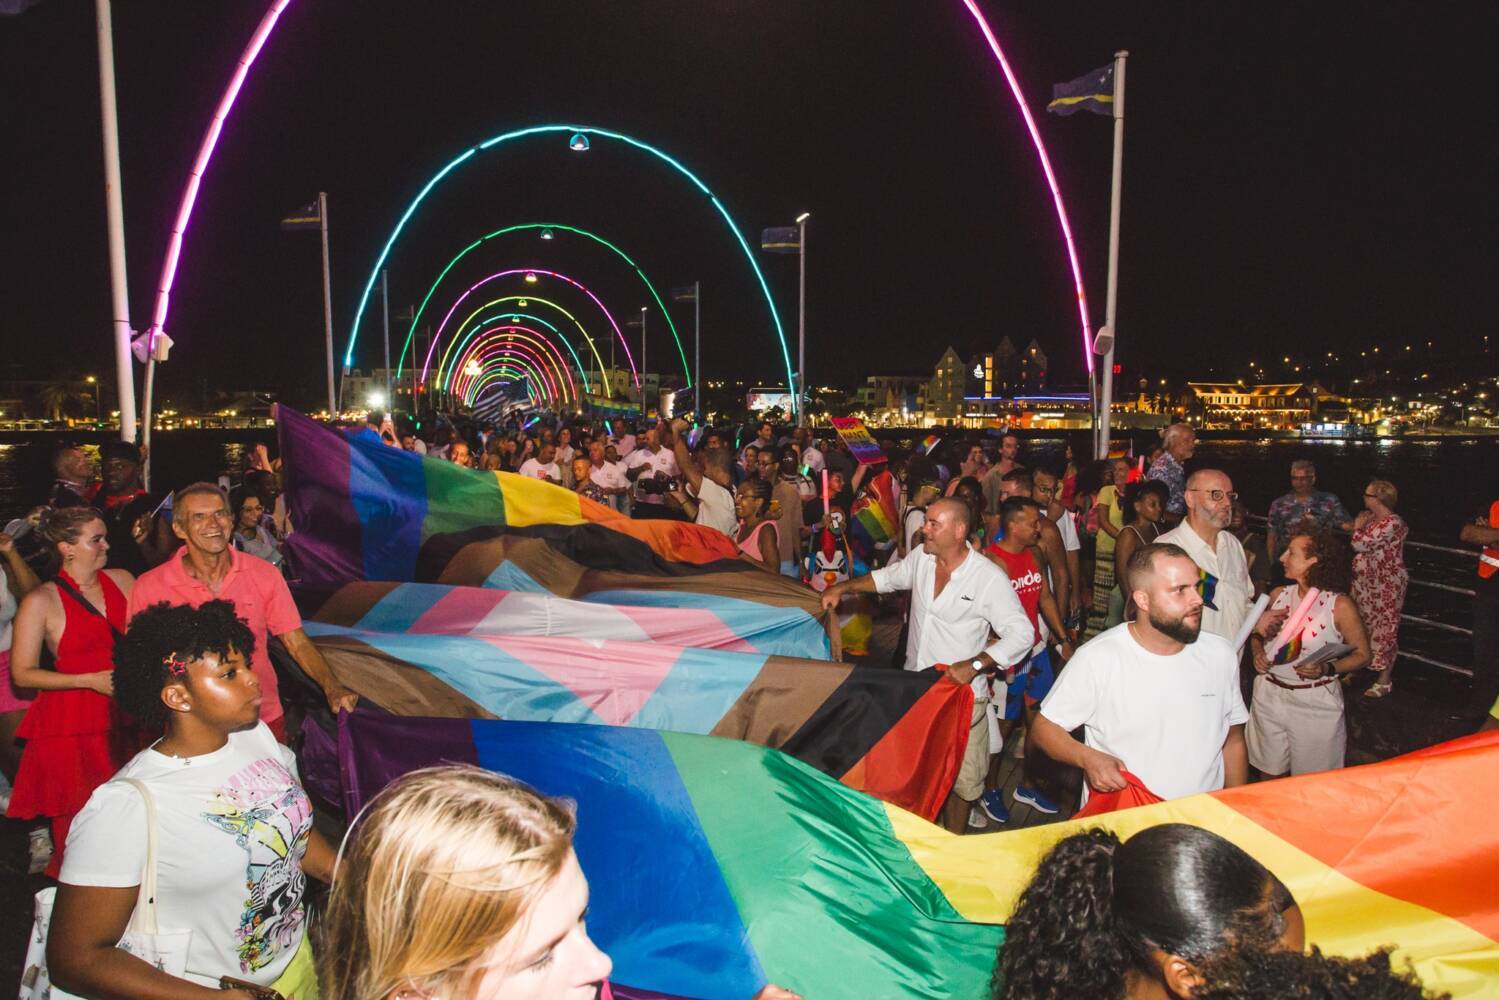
[795,211,809,427]
[85,375,99,421]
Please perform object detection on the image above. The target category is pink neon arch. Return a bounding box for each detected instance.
[144,0,293,347]
[958,0,1094,373]
[450,327,577,402]
[421,269,638,388]
[155,0,1092,386]
[457,343,560,404]
[457,342,564,404]
[449,326,577,400]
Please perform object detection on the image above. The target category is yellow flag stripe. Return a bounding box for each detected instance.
[885,796,1499,997]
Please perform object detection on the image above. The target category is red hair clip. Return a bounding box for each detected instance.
[163,652,190,677]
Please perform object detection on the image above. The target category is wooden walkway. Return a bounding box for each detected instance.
[966,727,1082,834]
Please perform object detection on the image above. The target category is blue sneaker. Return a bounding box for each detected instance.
[979,789,1010,824]
[1013,785,1059,815]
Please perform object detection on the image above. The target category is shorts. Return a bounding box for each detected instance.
[953,699,990,802]
[1245,674,1346,776]
[1004,647,1055,722]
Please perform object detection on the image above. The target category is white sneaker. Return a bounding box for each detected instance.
[967,805,989,829]
[28,826,53,876]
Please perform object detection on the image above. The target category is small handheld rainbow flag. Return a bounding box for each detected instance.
[920,434,941,455]
[1197,567,1220,610]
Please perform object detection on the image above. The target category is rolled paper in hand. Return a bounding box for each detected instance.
[1232,593,1271,653]
[1263,586,1320,661]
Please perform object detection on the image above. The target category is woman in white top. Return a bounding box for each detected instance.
[49,600,337,999]
[1246,533,1371,778]
[230,487,282,567]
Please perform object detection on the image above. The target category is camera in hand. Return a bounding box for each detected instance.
[638,474,673,495]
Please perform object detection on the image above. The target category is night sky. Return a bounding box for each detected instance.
[2,2,1493,412]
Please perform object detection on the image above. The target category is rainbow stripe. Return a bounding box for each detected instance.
[316,718,1499,999]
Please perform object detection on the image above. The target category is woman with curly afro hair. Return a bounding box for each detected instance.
[44,600,337,1000]
[993,823,1302,1000]
[1195,944,1448,1000]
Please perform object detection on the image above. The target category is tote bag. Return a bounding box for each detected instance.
[20,778,193,999]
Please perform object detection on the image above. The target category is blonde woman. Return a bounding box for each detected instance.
[321,765,801,1000]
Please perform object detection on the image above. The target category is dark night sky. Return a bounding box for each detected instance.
[2,2,1494,411]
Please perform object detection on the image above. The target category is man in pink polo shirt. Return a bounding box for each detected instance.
[128,482,357,740]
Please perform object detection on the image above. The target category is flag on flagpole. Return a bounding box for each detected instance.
[760,226,801,253]
[669,286,698,303]
[1047,63,1115,116]
[279,200,321,231]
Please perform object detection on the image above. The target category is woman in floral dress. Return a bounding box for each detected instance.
[1349,479,1407,698]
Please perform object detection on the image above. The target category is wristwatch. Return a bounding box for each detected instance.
[970,658,986,676]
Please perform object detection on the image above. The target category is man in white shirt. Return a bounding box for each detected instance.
[1033,542,1251,804]
[624,426,680,513]
[667,418,737,536]
[795,427,825,475]
[518,442,563,485]
[586,439,630,511]
[1157,469,1256,643]
[820,497,1032,832]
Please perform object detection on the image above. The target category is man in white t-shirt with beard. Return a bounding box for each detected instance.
[624,425,679,514]
[1033,542,1253,805]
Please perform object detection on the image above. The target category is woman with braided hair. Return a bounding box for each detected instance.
[993,823,1303,1000]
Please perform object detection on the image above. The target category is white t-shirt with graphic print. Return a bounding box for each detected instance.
[61,723,313,987]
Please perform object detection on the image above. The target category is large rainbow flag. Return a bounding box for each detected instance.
[308,713,1499,999]
[298,581,972,818]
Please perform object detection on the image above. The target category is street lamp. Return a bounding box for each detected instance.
[85,375,99,420]
[568,133,590,152]
[524,271,538,284]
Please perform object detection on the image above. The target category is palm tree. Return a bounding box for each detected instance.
[38,380,78,422]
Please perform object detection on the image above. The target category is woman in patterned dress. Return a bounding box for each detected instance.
[1349,479,1407,698]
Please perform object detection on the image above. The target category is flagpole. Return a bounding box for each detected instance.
[1098,50,1128,459]
[319,191,336,417]
[640,306,648,417]
[95,0,138,444]
[796,213,809,426]
[693,280,701,417]
[381,269,392,408]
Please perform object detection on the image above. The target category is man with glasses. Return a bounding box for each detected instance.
[1158,469,1260,643]
[1266,459,1350,565]
[127,482,358,740]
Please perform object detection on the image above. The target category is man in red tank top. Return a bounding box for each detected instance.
[982,497,1074,822]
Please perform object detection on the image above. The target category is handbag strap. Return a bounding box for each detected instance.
[117,778,161,936]
[53,574,125,639]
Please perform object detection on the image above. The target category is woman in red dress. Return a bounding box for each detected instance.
[6,507,137,877]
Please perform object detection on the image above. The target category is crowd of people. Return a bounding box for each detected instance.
[0,414,1491,999]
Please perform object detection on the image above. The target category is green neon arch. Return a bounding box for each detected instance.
[438,312,591,397]
[395,223,688,386]
[345,125,793,412]
[460,351,554,407]
[431,296,610,400]
[469,368,541,408]
[448,327,576,406]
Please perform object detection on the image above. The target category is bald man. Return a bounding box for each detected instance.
[1158,469,1259,643]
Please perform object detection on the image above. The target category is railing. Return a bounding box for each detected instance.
[1244,514,1477,677]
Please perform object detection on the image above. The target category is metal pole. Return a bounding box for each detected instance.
[381,269,392,408]
[1098,50,1129,459]
[95,0,137,443]
[797,215,808,426]
[694,280,701,416]
[319,191,336,417]
[640,306,648,416]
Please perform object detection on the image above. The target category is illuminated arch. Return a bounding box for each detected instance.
[421,268,635,388]
[342,126,790,406]
[396,223,688,385]
[153,5,1093,428]
[957,0,1094,373]
[430,297,605,397]
[436,311,589,395]
[446,326,576,404]
[458,347,555,407]
[461,348,556,406]
[452,334,568,404]
[469,365,547,409]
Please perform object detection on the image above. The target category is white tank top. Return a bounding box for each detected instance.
[1267,584,1343,682]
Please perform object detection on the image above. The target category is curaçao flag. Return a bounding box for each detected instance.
[311,713,1499,999]
[1047,63,1115,116]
